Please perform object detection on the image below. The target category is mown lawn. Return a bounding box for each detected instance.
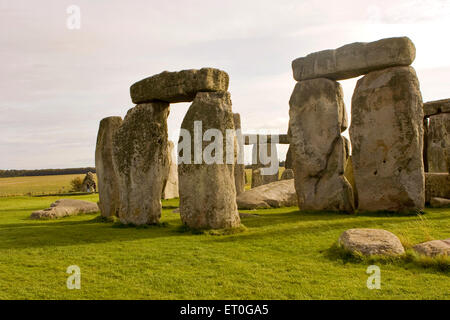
[0,194,448,300]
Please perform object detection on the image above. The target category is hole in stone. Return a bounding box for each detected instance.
[373,170,378,175]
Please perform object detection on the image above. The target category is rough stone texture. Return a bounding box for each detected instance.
[292,37,416,81]
[430,197,450,208]
[130,68,229,104]
[338,229,405,256]
[281,168,294,180]
[427,113,450,173]
[81,172,96,192]
[350,66,424,212]
[423,98,450,117]
[425,173,450,203]
[178,91,240,229]
[112,102,170,225]
[285,145,293,169]
[251,143,279,188]
[244,134,289,145]
[413,239,450,257]
[236,179,297,209]
[31,199,99,219]
[95,116,122,218]
[289,78,355,212]
[233,113,245,196]
[162,141,179,199]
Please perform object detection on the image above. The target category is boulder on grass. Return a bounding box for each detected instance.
[430,197,450,208]
[31,199,99,219]
[237,179,297,209]
[338,228,405,256]
[413,239,450,257]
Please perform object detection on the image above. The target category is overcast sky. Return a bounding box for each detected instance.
[1,0,449,169]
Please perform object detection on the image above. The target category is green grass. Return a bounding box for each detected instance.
[0,174,94,197]
[0,194,448,299]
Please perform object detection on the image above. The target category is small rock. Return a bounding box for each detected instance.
[413,239,450,257]
[338,228,405,256]
[31,199,99,219]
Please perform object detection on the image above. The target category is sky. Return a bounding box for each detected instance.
[1,0,450,169]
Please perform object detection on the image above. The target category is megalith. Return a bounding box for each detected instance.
[95,116,122,218]
[427,113,450,173]
[178,91,240,229]
[289,78,354,212]
[251,143,279,188]
[162,141,179,199]
[233,113,246,195]
[350,66,424,212]
[112,102,170,225]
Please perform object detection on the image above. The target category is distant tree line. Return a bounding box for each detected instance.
[0,167,96,178]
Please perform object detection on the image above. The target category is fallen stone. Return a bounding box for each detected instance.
[162,141,179,199]
[350,66,424,212]
[289,78,354,212]
[425,173,450,203]
[430,197,450,208]
[236,179,297,210]
[95,116,122,217]
[30,199,99,219]
[292,37,415,81]
[112,102,170,225]
[178,91,240,229]
[130,68,229,104]
[426,113,450,173]
[413,239,450,257]
[280,168,294,180]
[423,98,450,117]
[338,228,405,256]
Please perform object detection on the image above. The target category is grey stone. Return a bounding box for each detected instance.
[237,179,297,209]
[130,68,229,104]
[427,113,450,173]
[425,173,450,203]
[112,102,170,225]
[423,98,450,117]
[31,199,99,219]
[413,240,449,257]
[251,143,279,188]
[339,228,405,256]
[430,197,450,208]
[233,113,245,196]
[350,66,424,212]
[178,91,240,229]
[95,116,122,218]
[289,78,355,212]
[280,168,294,180]
[292,37,416,81]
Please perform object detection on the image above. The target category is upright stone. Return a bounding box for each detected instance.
[95,116,122,218]
[178,92,240,229]
[112,102,170,225]
[233,113,246,195]
[292,37,416,81]
[162,141,179,199]
[427,113,450,173]
[350,66,424,212]
[251,143,279,188]
[289,78,354,212]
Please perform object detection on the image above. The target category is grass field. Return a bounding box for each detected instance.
[0,191,448,299]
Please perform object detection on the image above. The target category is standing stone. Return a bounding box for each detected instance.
[162,141,179,199]
[292,37,416,81]
[112,102,170,225]
[289,78,354,212]
[350,66,424,212]
[427,113,450,173]
[425,173,450,203]
[251,143,279,188]
[423,98,450,117]
[280,168,294,180]
[178,92,240,229]
[233,113,245,195]
[95,116,122,217]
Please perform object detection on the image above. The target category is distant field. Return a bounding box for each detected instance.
[0,174,93,197]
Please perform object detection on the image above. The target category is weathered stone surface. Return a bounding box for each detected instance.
[427,113,450,173]
[81,172,96,192]
[413,239,450,257]
[425,173,450,202]
[430,197,450,208]
[423,98,450,117]
[344,156,358,209]
[285,145,293,169]
[280,168,294,180]
[292,37,415,81]
[233,113,245,196]
[178,91,240,229]
[289,78,355,212]
[162,141,179,199]
[112,102,170,225]
[95,116,122,217]
[31,199,99,219]
[339,229,405,256]
[236,179,297,209]
[251,143,279,188]
[244,134,289,145]
[130,68,229,104]
[350,66,424,212]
